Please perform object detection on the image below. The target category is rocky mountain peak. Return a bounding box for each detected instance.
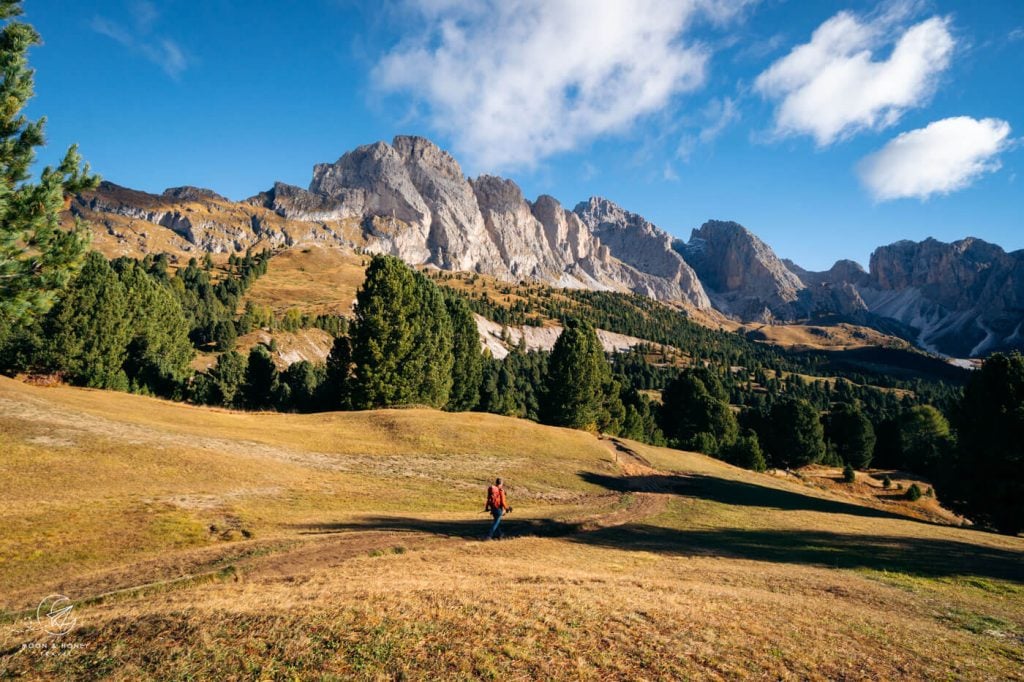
[471,175,527,213]
[391,135,465,182]
[572,196,710,309]
[679,219,805,321]
[787,259,869,288]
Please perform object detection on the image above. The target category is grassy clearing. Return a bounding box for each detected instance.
[242,244,368,317]
[1,377,1022,680]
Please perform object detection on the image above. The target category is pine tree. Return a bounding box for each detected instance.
[209,349,245,407]
[659,370,738,450]
[542,318,610,430]
[939,353,1024,534]
[0,2,98,340]
[115,259,194,396]
[280,360,324,412]
[900,405,951,474]
[720,431,767,472]
[212,319,237,352]
[323,335,354,409]
[767,398,825,467]
[242,345,278,409]
[445,292,482,411]
[44,252,130,389]
[350,255,453,408]
[826,402,876,469]
[414,275,454,406]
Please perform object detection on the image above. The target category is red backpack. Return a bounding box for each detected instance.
[485,485,504,511]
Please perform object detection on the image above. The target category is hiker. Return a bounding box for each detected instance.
[484,478,511,540]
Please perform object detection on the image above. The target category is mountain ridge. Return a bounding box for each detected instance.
[67,135,1024,358]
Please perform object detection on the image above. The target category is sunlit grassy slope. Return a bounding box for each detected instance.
[1,376,1022,680]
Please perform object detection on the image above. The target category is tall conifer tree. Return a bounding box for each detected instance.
[0,2,97,333]
[350,255,453,408]
[445,291,482,411]
[542,318,609,430]
[44,252,130,389]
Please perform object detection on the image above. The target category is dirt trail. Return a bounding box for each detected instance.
[601,437,660,481]
[568,437,673,531]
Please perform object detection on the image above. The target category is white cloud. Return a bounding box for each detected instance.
[91,1,188,79]
[677,95,740,159]
[374,0,751,171]
[858,116,1012,201]
[698,96,739,144]
[754,9,954,145]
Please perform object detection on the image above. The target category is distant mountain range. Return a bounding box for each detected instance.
[68,135,1024,358]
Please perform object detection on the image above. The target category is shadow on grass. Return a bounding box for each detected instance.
[580,472,910,522]
[574,524,1024,582]
[298,515,577,541]
[297,516,1024,582]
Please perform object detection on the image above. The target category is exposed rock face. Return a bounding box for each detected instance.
[787,239,1024,356]
[676,220,806,321]
[572,197,711,309]
[162,186,228,203]
[475,314,659,360]
[787,259,869,288]
[784,259,871,317]
[858,238,1024,356]
[248,181,355,222]
[255,137,715,306]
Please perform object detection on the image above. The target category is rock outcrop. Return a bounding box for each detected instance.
[858,238,1024,356]
[80,135,714,308]
[675,220,806,321]
[572,197,710,308]
[788,239,1024,356]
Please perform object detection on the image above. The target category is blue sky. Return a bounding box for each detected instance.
[25,0,1024,270]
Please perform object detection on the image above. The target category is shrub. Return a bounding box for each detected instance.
[842,464,855,483]
[882,475,892,489]
[906,483,922,501]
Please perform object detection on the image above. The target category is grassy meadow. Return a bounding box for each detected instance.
[1,376,1022,680]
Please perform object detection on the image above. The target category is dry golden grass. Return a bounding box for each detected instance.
[243,244,368,317]
[2,378,1022,679]
[730,321,908,352]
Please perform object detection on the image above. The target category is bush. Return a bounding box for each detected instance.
[882,475,892,489]
[842,464,855,483]
[906,483,922,501]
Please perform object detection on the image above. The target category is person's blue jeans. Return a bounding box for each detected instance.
[487,508,504,539]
